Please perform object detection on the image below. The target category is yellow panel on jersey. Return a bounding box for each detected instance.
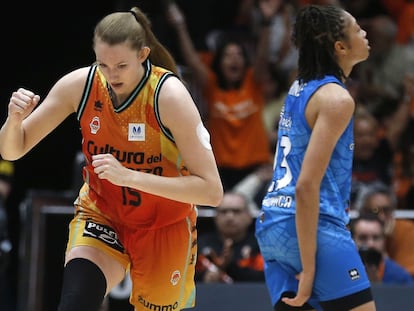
[76,59,192,229]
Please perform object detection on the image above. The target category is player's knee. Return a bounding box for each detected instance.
[58,258,107,311]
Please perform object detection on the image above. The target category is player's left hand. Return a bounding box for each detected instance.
[92,153,130,186]
[281,271,313,307]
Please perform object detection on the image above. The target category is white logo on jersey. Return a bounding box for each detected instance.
[90,116,100,134]
[128,123,145,141]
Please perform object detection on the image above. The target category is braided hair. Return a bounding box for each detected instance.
[292,5,348,83]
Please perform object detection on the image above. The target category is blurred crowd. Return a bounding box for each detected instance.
[157,0,414,210]
[158,0,414,286]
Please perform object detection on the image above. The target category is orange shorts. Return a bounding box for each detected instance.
[66,201,198,310]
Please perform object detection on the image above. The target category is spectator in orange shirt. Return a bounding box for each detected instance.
[166,1,275,190]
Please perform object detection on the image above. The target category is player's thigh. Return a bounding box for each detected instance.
[65,214,129,292]
[314,222,372,305]
[128,212,197,310]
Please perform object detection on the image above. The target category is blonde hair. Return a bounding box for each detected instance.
[93,7,178,75]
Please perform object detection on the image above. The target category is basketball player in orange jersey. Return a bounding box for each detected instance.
[0,6,223,311]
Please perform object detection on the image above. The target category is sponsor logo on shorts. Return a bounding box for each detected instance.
[83,221,125,252]
[138,296,178,310]
[170,270,181,286]
[348,268,360,280]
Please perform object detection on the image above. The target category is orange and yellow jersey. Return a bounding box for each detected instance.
[76,59,193,229]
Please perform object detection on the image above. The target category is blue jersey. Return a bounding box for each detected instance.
[255,76,371,308]
[261,75,353,227]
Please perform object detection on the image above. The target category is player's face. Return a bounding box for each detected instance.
[94,39,144,97]
[342,12,370,65]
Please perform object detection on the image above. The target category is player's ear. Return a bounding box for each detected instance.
[138,46,150,62]
[334,40,348,57]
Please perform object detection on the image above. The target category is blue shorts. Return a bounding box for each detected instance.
[255,217,371,310]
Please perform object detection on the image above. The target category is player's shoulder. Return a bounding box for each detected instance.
[51,66,92,108]
[314,82,353,107]
[317,81,350,97]
[56,66,91,88]
[66,66,92,81]
[158,74,188,100]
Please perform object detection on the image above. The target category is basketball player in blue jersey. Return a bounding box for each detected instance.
[255,5,376,311]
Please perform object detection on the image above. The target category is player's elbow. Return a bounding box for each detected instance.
[295,179,318,200]
[206,183,224,207]
[0,150,20,161]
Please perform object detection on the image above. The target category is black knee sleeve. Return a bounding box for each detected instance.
[58,258,107,311]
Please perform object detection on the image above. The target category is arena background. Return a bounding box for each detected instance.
[1,1,414,311]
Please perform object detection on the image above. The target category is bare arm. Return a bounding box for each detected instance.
[166,3,209,87]
[253,0,280,83]
[383,73,414,150]
[0,68,88,160]
[92,76,223,207]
